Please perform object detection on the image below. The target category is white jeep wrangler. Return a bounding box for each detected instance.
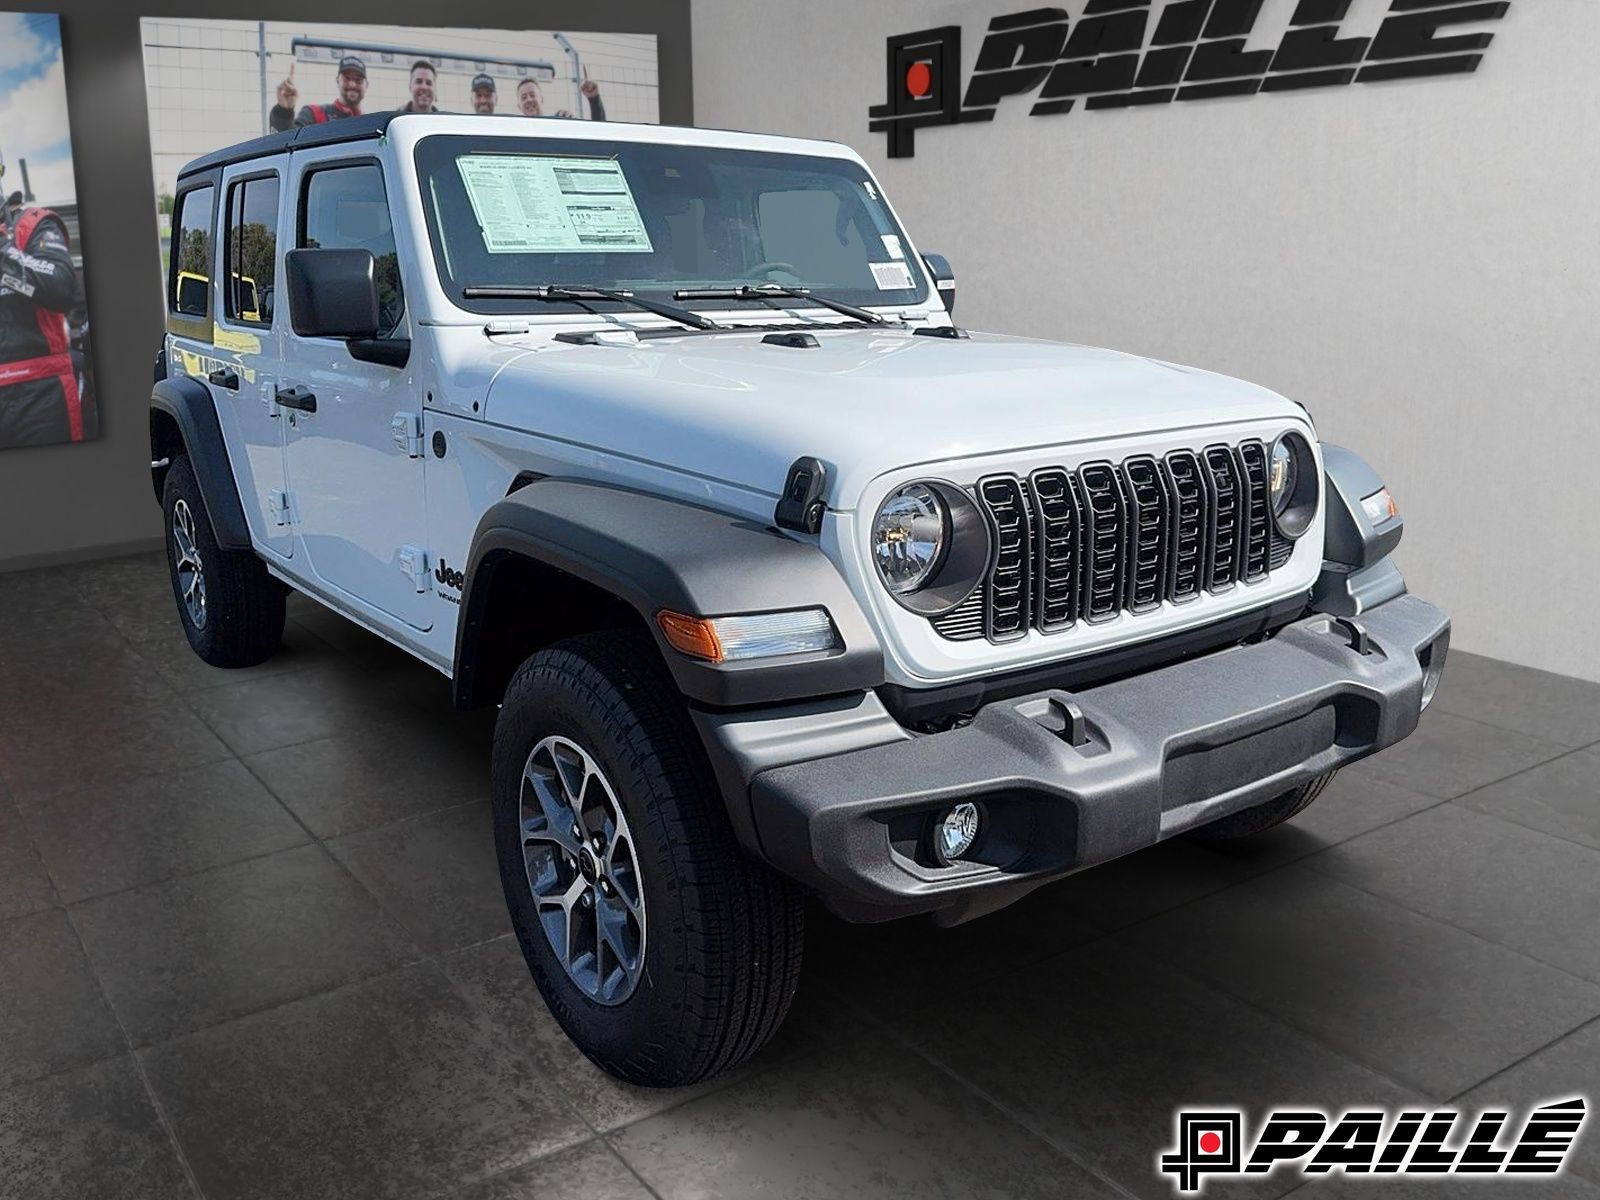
[152,113,1449,1087]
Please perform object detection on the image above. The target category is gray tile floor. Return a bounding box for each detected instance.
[2,552,1598,1200]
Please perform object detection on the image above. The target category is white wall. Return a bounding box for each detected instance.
[694,0,1600,682]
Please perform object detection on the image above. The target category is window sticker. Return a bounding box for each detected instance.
[456,154,654,254]
[869,261,915,290]
[880,234,905,260]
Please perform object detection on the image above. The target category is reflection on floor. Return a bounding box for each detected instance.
[2,553,1599,1199]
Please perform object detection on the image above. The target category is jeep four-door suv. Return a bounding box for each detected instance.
[151,113,1449,1087]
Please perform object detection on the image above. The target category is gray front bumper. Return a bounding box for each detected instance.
[704,594,1450,923]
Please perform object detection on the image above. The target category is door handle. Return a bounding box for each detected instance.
[275,385,317,413]
[207,367,240,391]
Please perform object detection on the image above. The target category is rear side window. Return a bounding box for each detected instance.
[170,185,215,317]
[224,175,280,327]
[301,163,405,339]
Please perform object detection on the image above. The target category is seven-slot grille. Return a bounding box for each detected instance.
[933,439,1297,644]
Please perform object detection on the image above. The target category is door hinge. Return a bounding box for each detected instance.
[398,544,431,593]
[391,412,424,458]
[267,491,292,528]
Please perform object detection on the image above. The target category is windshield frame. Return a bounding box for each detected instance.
[412,132,932,319]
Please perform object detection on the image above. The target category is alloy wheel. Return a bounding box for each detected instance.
[171,499,208,631]
[518,735,646,1004]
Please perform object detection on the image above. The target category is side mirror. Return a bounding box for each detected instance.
[922,253,955,314]
[285,247,379,339]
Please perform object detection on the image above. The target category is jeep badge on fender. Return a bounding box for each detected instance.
[150,110,1449,1088]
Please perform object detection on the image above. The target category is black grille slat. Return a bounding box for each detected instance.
[1028,468,1083,632]
[1202,445,1243,592]
[1236,440,1271,582]
[1122,457,1170,614]
[1078,463,1128,622]
[954,437,1297,645]
[1162,450,1207,603]
[978,476,1032,643]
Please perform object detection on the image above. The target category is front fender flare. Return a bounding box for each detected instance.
[150,375,251,551]
[455,480,884,709]
[1314,444,1407,617]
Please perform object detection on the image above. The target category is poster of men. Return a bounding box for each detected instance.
[141,19,661,223]
[0,11,96,451]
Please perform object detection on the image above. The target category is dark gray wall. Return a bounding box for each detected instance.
[0,0,693,571]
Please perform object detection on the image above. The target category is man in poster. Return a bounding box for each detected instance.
[516,69,606,120]
[269,55,367,131]
[0,183,84,448]
[398,60,443,114]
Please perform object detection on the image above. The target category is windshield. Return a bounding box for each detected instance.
[414,134,929,315]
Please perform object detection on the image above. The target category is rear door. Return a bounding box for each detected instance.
[279,151,430,630]
[213,159,292,558]
[165,172,291,558]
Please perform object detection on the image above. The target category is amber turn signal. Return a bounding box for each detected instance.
[657,611,725,662]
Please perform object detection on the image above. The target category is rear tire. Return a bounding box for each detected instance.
[491,630,805,1087]
[1186,772,1336,842]
[161,456,285,667]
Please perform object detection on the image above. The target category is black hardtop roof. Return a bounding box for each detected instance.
[177,112,397,180]
[175,113,854,183]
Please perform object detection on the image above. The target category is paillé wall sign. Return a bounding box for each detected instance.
[870,0,1511,158]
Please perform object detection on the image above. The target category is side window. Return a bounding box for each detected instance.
[302,163,404,339]
[224,175,279,326]
[170,185,215,317]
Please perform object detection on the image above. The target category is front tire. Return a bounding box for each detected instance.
[161,456,285,667]
[491,631,805,1087]
[1186,771,1336,842]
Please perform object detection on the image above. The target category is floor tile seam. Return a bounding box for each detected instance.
[596,1136,671,1200]
[1105,932,1447,1101]
[1439,742,1600,805]
[55,896,209,1200]
[169,685,393,760]
[314,795,491,847]
[1445,796,1600,856]
[586,1020,880,1141]
[839,999,1148,1200]
[231,709,491,774]
[1443,1012,1600,1105]
[414,1134,666,1200]
[128,954,450,1057]
[0,744,239,809]
[424,945,606,1143]
[1427,701,1600,750]
[53,833,317,911]
[230,749,422,908]
[1293,855,1600,993]
[139,656,330,695]
[0,790,66,916]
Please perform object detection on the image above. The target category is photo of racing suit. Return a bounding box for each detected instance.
[0,204,84,449]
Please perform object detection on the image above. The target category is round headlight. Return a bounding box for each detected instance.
[1269,438,1296,516]
[873,483,947,594]
[1270,431,1320,540]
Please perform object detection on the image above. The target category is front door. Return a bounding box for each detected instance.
[280,153,430,630]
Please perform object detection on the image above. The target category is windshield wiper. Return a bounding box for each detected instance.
[674,285,888,326]
[461,284,720,331]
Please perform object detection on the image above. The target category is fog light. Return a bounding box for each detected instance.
[934,802,981,864]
